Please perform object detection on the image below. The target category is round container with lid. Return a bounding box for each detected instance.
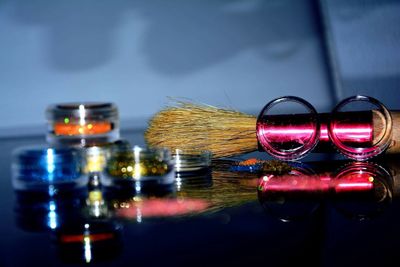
[256,96,320,161]
[328,95,392,161]
[12,146,87,192]
[102,145,175,194]
[46,102,119,147]
[173,149,211,173]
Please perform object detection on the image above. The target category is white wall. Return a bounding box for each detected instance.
[322,0,400,109]
[0,0,332,135]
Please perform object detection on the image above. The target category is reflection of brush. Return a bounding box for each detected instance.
[145,101,400,158]
[112,170,261,218]
[177,160,294,213]
[178,170,258,213]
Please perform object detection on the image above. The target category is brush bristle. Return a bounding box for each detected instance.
[145,101,258,158]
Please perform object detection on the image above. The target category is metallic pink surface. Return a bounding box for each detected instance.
[328,96,392,160]
[115,198,211,219]
[258,172,373,193]
[256,96,321,160]
[257,124,315,145]
[258,174,330,193]
[320,122,373,143]
[256,114,373,151]
[334,172,374,193]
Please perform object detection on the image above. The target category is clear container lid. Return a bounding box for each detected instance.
[172,149,212,173]
[46,102,118,122]
[328,95,392,161]
[256,96,320,161]
[46,102,120,147]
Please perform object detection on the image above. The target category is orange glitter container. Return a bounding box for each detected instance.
[46,103,119,147]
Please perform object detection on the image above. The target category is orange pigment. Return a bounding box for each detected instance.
[238,158,260,166]
[60,233,115,243]
[54,122,112,136]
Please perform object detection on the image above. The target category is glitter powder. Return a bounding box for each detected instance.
[46,102,119,147]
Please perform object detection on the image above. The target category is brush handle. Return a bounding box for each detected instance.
[320,110,400,154]
[379,110,400,154]
[315,110,400,154]
[317,110,400,154]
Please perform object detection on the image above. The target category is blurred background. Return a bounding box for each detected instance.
[0,0,399,137]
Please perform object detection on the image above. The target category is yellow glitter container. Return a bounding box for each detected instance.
[101,146,175,194]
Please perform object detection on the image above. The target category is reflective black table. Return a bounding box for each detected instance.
[1,130,400,267]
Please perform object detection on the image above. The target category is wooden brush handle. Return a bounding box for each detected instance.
[318,110,400,154]
[374,110,400,154]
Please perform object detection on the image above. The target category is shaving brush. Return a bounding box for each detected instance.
[145,97,400,159]
[145,101,257,158]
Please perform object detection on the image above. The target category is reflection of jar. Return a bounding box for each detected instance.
[333,162,392,220]
[46,102,119,147]
[83,146,109,174]
[175,171,212,193]
[172,149,212,193]
[257,164,320,222]
[257,160,393,222]
[12,146,87,192]
[12,146,87,231]
[14,190,85,232]
[83,182,111,219]
[54,220,122,263]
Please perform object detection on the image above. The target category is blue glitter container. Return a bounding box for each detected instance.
[12,146,87,192]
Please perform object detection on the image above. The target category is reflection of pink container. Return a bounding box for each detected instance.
[333,161,391,195]
[258,162,389,195]
[258,174,331,193]
[258,161,392,221]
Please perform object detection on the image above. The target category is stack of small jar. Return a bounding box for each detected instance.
[12,102,202,195]
[11,102,212,262]
[12,103,211,195]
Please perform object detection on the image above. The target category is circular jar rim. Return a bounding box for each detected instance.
[46,102,118,120]
[256,96,320,161]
